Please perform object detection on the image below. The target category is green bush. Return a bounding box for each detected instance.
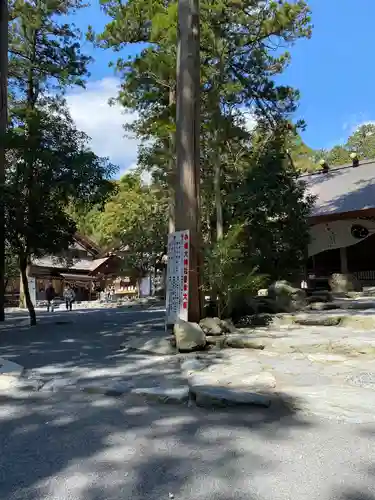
[205,224,267,318]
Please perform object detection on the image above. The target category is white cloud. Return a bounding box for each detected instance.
[243,110,257,132]
[65,78,139,175]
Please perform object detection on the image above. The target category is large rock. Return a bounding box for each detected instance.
[199,317,224,336]
[329,273,362,293]
[174,320,206,352]
[268,280,307,312]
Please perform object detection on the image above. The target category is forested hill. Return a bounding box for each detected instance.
[290,124,375,172]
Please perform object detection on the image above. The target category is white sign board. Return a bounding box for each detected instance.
[166,230,190,324]
[27,277,36,307]
[308,219,375,257]
[140,276,151,297]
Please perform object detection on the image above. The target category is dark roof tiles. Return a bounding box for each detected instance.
[301,159,375,217]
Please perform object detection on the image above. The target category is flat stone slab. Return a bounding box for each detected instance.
[123,337,176,356]
[307,353,348,363]
[293,315,342,327]
[346,372,375,389]
[224,334,266,350]
[0,357,24,377]
[130,386,190,404]
[40,378,78,392]
[79,381,134,397]
[280,384,375,423]
[191,385,272,408]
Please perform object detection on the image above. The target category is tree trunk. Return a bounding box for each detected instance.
[175,0,201,322]
[19,257,36,326]
[214,154,223,241]
[0,0,8,322]
[168,88,176,234]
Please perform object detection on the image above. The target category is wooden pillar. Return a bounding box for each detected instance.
[340,246,348,274]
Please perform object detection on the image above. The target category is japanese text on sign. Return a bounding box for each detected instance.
[166,229,190,324]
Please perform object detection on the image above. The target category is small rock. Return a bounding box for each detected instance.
[174,320,206,352]
[199,317,224,336]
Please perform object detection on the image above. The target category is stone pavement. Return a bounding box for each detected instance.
[3,307,375,499]
[111,311,375,423]
[4,305,375,424]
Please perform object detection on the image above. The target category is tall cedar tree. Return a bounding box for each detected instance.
[95,0,311,236]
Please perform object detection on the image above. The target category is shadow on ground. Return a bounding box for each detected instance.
[0,385,313,500]
[2,309,375,499]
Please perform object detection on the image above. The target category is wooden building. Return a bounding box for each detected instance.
[302,158,375,286]
[6,234,123,305]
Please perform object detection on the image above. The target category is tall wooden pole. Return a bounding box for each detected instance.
[175,0,201,322]
[0,0,8,322]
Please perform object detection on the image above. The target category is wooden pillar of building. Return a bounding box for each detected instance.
[340,247,348,274]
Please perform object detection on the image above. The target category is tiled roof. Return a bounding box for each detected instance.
[31,256,94,270]
[31,256,111,272]
[301,159,375,217]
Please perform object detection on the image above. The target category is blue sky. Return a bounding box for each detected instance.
[65,0,375,172]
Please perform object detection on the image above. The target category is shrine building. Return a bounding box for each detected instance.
[301,157,375,286]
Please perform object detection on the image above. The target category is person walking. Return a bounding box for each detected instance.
[63,285,75,311]
[45,281,55,312]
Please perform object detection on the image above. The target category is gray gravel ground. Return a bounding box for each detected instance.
[1,308,375,500]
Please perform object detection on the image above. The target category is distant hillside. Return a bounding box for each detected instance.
[289,124,375,173]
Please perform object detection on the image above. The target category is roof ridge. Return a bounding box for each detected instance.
[299,158,375,178]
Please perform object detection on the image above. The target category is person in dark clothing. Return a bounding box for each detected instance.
[45,282,55,312]
[63,285,75,311]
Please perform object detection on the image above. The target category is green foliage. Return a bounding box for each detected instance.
[5,0,117,324]
[5,105,116,259]
[97,0,312,154]
[5,244,19,285]
[205,224,267,317]
[232,132,314,281]
[289,124,375,172]
[93,0,315,317]
[71,173,169,279]
[346,124,375,159]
